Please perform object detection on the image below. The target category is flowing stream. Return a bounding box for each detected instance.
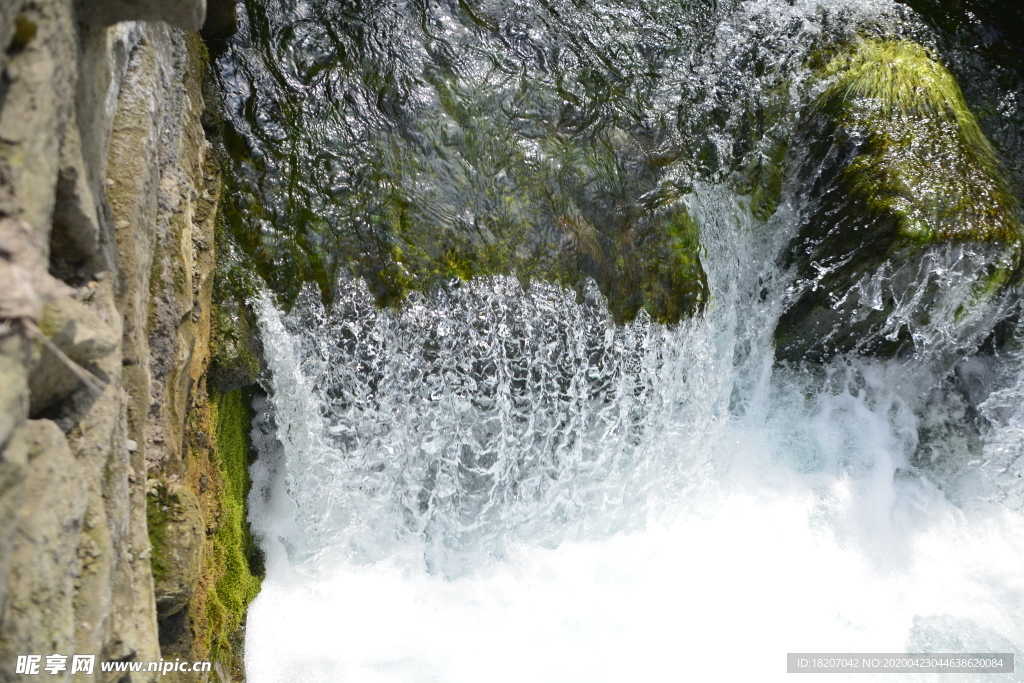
[214,0,1024,680]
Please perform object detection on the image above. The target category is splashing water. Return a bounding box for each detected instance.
[225,0,1024,678]
[244,197,1024,682]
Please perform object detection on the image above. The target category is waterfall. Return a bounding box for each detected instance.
[210,0,1024,679]
[242,191,1024,681]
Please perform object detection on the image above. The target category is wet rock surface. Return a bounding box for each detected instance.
[776,39,1022,362]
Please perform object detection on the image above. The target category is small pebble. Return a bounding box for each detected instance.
[126,439,138,452]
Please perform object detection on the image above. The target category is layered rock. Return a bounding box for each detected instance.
[0,2,242,681]
[776,39,1022,361]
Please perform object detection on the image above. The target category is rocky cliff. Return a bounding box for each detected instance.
[0,1,252,681]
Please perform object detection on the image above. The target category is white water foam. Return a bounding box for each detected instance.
[245,273,1024,682]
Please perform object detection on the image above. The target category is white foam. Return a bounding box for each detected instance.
[246,281,1024,683]
[246,465,1024,683]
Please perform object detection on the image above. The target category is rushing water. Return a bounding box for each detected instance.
[215,0,1024,679]
[243,208,1024,681]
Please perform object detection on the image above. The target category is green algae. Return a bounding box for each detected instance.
[145,481,175,586]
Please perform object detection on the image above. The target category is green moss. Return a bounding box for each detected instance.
[815,38,1021,246]
[37,302,60,339]
[204,388,262,672]
[146,480,175,585]
[604,206,707,324]
[775,37,1024,360]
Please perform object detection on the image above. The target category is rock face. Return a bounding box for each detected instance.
[147,482,203,621]
[0,2,229,681]
[776,39,1022,361]
[75,0,207,32]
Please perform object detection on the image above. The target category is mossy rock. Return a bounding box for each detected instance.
[147,480,203,620]
[215,44,709,325]
[355,124,708,325]
[202,388,262,675]
[210,299,261,392]
[211,208,263,392]
[775,38,1022,361]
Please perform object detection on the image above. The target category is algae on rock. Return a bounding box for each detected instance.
[147,479,204,620]
[358,122,709,325]
[776,38,1023,361]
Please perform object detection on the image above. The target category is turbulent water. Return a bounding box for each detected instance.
[244,211,1024,681]
[215,0,1024,680]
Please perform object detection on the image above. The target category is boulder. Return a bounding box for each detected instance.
[776,39,1022,361]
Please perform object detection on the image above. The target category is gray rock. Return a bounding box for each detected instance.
[51,119,101,262]
[149,482,203,620]
[0,3,20,79]
[0,420,29,624]
[0,335,29,453]
[28,294,118,414]
[74,0,207,31]
[0,217,72,322]
[0,0,77,253]
[0,420,86,664]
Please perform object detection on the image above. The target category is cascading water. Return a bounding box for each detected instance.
[243,200,1024,681]
[211,0,1024,679]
